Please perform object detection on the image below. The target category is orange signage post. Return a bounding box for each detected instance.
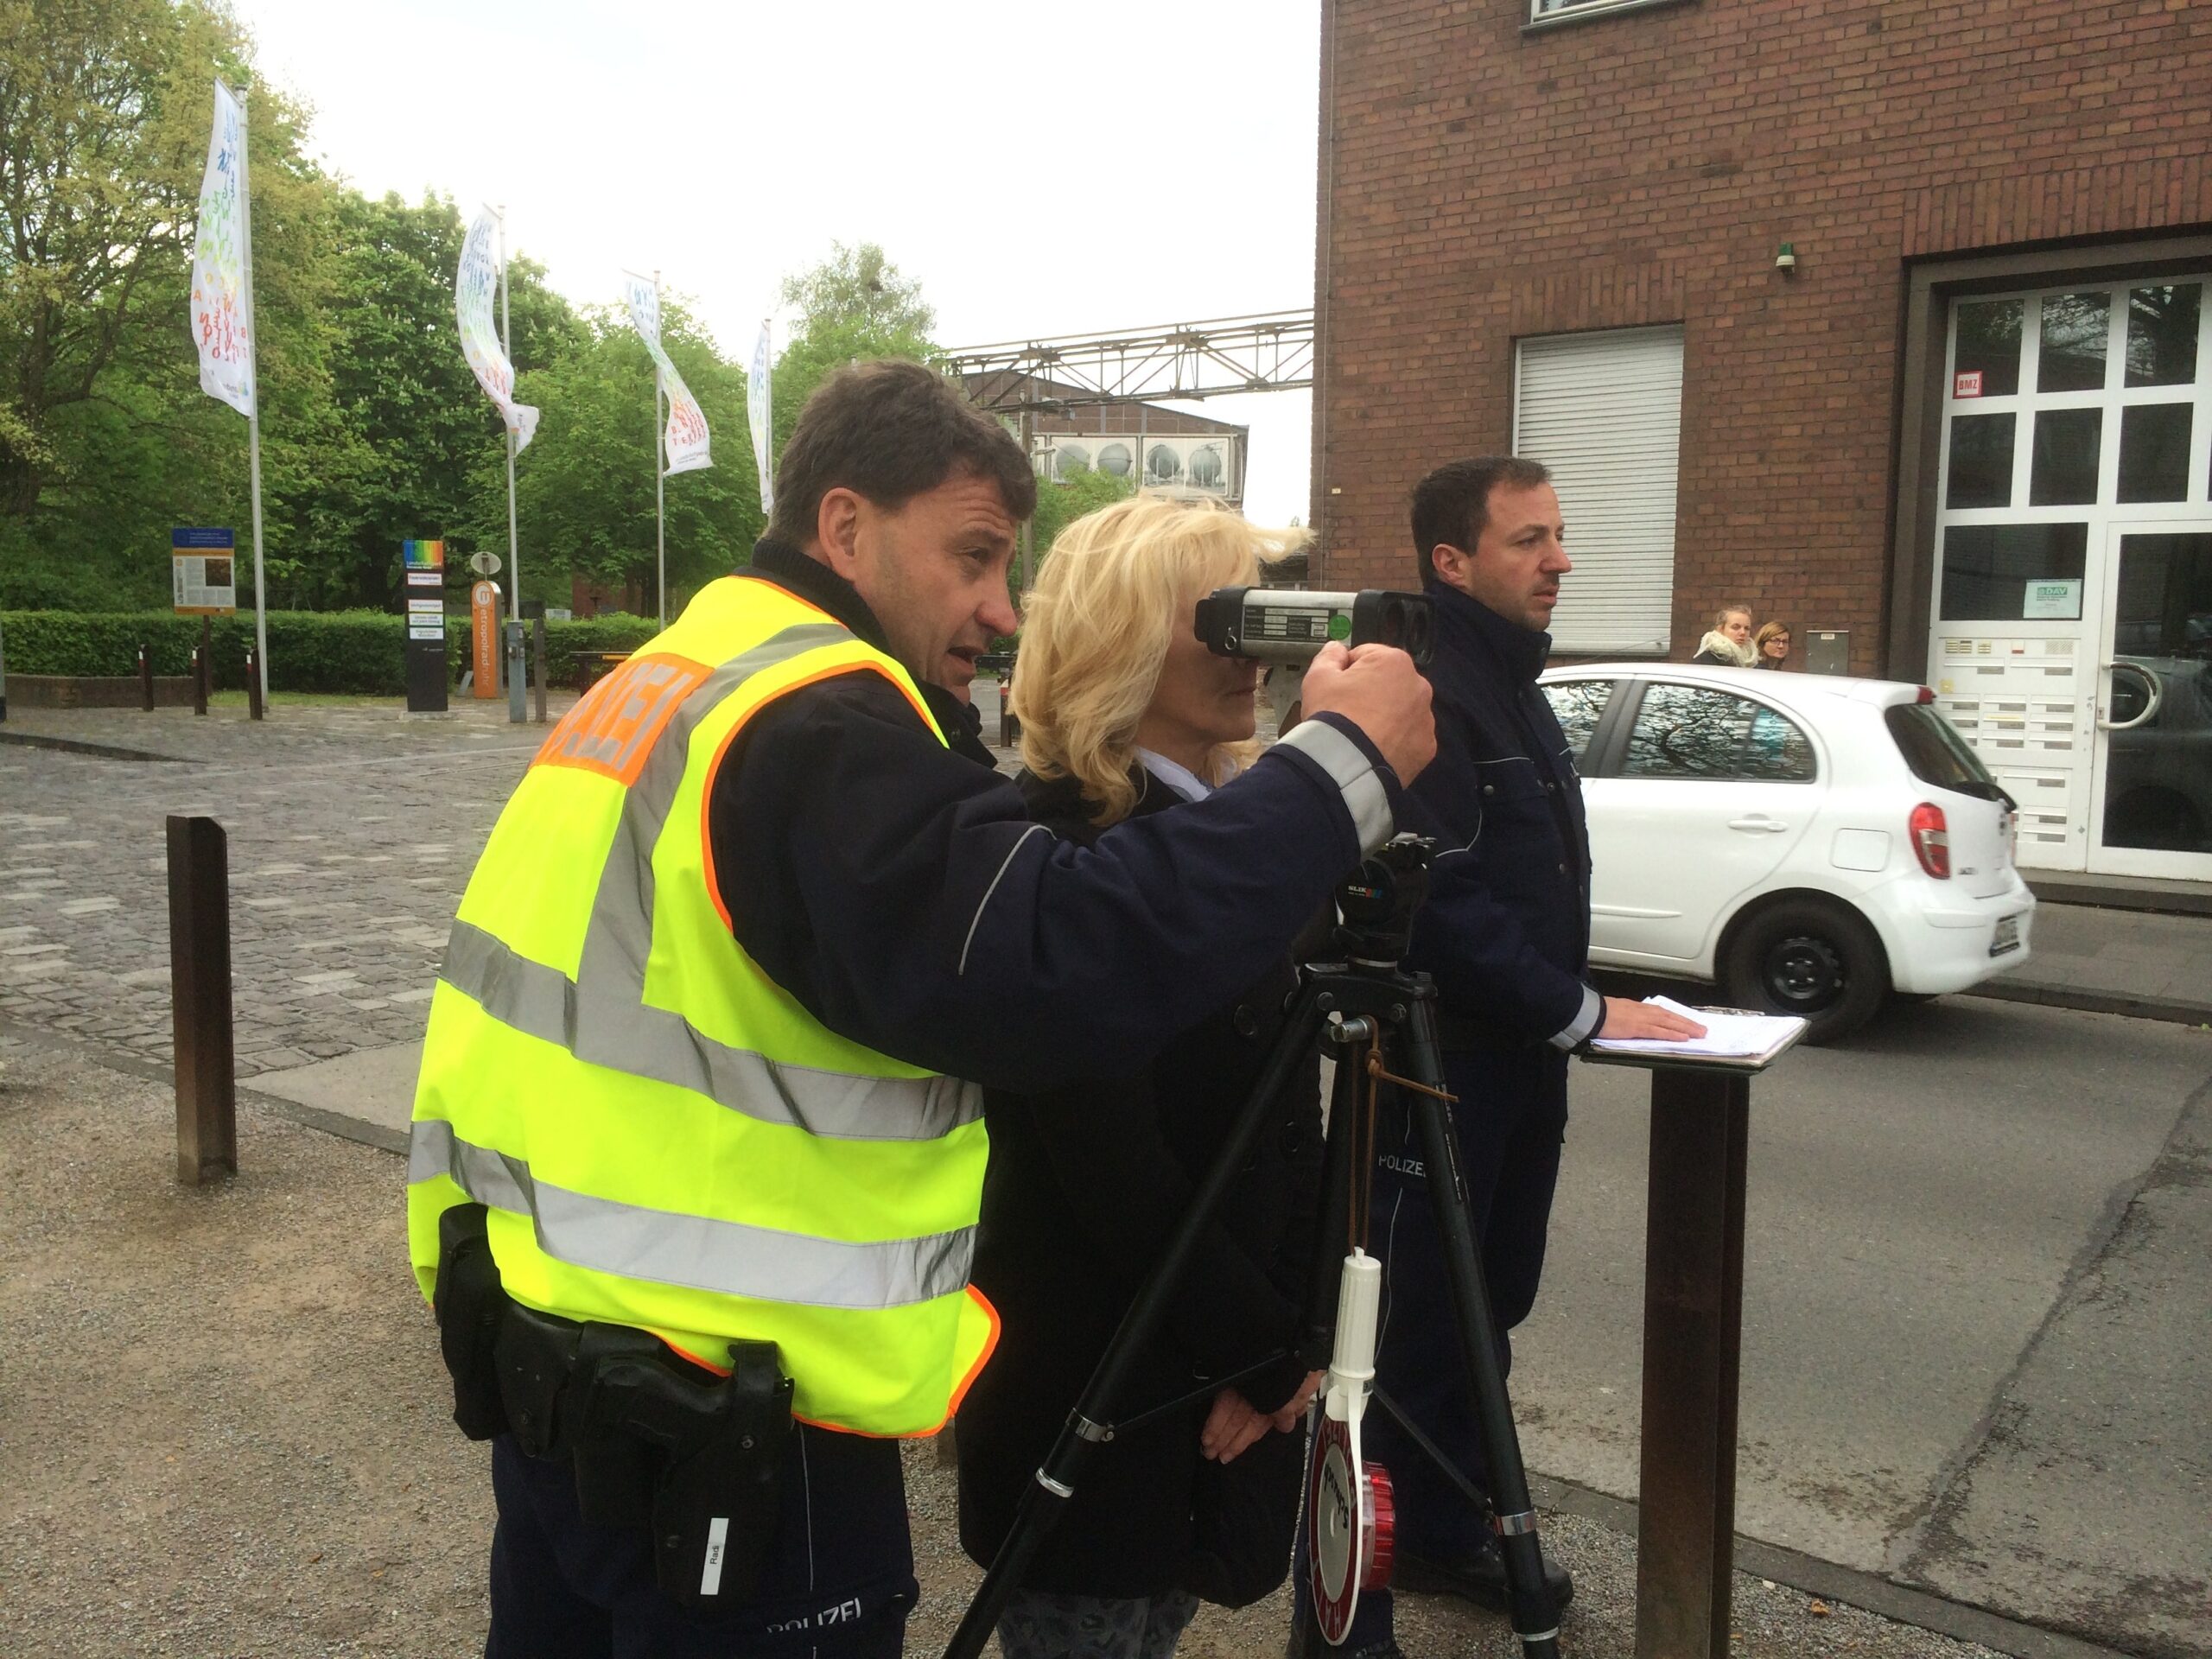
[471,581,500,698]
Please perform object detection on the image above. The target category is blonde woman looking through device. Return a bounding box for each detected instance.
[957,495,1329,1659]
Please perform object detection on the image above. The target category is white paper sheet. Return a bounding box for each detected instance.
[1589,995,1806,1062]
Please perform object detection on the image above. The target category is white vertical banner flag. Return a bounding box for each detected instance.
[622,275,711,475]
[189,81,254,416]
[456,209,539,450]
[748,321,775,516]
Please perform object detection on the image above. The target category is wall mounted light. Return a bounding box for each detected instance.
[1775,241,1798,274]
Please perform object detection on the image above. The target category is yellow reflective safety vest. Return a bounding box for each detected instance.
[408,575,996,1437]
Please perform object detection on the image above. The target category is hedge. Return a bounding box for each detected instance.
[0,610,660,696]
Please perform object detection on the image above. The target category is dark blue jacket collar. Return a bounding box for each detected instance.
[1423,578,1552,687]
[743,535,990,760]
[747,534,891,653]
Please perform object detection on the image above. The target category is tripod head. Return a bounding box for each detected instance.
[1331,835,1437,967]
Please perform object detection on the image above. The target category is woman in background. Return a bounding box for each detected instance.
[957,495,1325,1659]
[1692,602,1758,666]
[1753,620,1792,669]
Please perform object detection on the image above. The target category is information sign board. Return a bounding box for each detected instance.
[172,527,238,615]
[403,538,451,713]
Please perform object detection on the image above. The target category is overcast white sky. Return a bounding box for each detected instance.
[237,0,1323,524]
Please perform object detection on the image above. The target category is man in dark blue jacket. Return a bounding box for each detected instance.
[1313,457,1700,1657]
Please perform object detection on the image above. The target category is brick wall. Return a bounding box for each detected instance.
[1314,0,2212,668]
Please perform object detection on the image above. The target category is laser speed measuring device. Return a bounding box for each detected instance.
[1192,587,1434,728]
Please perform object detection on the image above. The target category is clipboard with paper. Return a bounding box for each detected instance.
[1586,995,1808,1070]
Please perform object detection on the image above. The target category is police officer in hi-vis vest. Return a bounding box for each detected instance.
[408,359,1437,1658]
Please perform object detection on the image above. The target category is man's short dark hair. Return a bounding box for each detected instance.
[769,359,1039,544]
[1409,456,1553,588]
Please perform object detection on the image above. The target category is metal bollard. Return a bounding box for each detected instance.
[139,644,155,712]
[167,815,237,1185]
[245,647,264,721]
[531,615,547,724]
[506,620,526,724]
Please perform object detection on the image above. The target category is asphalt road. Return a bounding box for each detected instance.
[1514,995,2212,1657]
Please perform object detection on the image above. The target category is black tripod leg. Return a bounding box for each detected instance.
[1396,1001,1561,1659]
[942,982,1329,1659]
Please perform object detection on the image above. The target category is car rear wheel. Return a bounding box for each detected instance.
[1720,898,1889,1043]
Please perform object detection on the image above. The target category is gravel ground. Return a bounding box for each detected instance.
[0,1031,2007,1659]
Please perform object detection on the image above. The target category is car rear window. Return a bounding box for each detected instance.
[1540,678,1615,762]
[1885,703,2005,801]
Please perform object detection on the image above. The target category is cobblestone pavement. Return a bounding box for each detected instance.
[0,689,1021,1081]
[0,700,565,1078]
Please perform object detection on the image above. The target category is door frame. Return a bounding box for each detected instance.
[2085,518,2212,880]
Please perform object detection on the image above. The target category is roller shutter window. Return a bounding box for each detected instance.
[1514,325,1686,656]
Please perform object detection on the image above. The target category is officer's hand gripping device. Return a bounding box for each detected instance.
[1192,587,1436,726]
[941,837,1561,1659]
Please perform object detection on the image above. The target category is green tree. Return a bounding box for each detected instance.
[486,298,761,616]
[315,190,583,609]
[768,245,938,464]
[778,241,933,339]
[0,0,350,607]
[1030,464,1135,557]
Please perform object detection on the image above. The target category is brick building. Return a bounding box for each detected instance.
[1312,0,2212,880]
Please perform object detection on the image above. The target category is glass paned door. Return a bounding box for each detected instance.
[2089,525,2212,878]
[1929,269,2212,875]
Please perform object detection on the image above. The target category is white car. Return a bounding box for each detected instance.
[1535,664,2036,1041]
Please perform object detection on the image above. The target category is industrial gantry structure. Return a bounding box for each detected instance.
[936,308,1314,414]
[936,310,1315,588]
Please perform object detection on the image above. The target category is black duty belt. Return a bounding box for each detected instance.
[432,1201,792,1609]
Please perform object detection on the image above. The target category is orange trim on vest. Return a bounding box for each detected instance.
[789,1285,1001,1440]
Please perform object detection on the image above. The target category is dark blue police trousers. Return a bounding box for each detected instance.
[486,1423,916,1659]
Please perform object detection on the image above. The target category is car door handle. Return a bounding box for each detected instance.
[1727,815,1790,834]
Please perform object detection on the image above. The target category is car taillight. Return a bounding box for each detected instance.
[1910,802,1951,879]
[1916,686,1936,704]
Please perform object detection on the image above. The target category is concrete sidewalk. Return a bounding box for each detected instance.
[1976,899,2212,1026]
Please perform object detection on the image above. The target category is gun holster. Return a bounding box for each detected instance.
[431,1205,793,1610]
[433,1203,513,1440]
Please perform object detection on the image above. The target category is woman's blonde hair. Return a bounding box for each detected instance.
[1714,602,1754,630]
[1014,494,1306,826]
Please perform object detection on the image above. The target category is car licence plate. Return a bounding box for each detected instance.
[1990,913,2022,957]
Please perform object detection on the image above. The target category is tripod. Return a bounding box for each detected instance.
[944,837,1562,1659]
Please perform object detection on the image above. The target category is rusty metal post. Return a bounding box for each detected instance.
[194,616,211,715]
[167,815,237,1185]
[139,644,155,711]
[245,646,264,721]
[1634,1068,1751,1659]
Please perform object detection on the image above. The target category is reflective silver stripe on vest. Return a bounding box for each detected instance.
[443,918,978,1141]
[410,1118,974,1308]
[442,616,982,1145]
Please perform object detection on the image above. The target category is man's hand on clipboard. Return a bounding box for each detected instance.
[1599,996,1708,1042]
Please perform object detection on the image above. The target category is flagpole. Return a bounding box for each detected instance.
[654,270,666,630]
[497,205,519,633]
[236,85,270,710]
